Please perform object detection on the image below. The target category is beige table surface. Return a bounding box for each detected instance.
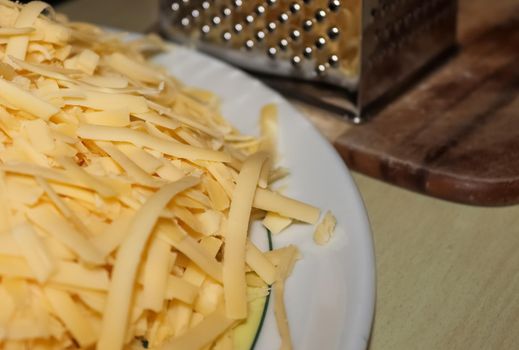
[58,1,519,349]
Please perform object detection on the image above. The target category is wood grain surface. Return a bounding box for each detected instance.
[56,1,519,349]
[335,0,519,206]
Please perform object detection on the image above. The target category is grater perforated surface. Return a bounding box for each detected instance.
[159,0,457,122]
[160,0,362,89]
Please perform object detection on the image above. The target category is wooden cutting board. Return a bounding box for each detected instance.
[333,0,519,206]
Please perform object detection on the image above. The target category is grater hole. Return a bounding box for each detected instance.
[222,31,232,41]
[255,5,266,16]
[267,46,278,59]
[171,2,180,11]
[278,12,289,23]
[244,39,254,50]
[315,64,327,75]
[211,16,221,26]
[328,54,339,67]
[234,23,243,33]
[302,19,313,31]
[201,24,210,35]
[291,55,302,67]
[181,17,190,27]
[328,0,340,12]
[327,27,339,40]
[165,0,362,83]
[303,46,313,58]
[255,30,266,41]
[278,38,289,50]
[290,29,301,40]
[221,7,231,17]
[290,3,301,13]
[315,9,327,22]
[315,36,326,49]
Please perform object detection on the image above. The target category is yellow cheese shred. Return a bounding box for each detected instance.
[314,211,337,245]
[77,124,231,162]
[116,143,163,174]
[35,176,91,237]
[26,204,104,265]
[0,162,83,188]
[245,241,276,285]
[263,212,293,234]
[157,308,236,350]
[82,109,130,127]
[10,222,55,283]
[0,170,10,232]
[272,245,300,350]
[97,177,199,350]
[105,52,163,84]
[165,275,199,304]
[4,1,49,61]
[0,77,58,119]
[133,111,180,132]
[158,221,223,283]
[22,119,55,154]
[0,27,34,36]
[181,236,222,288]
[223,152,267,319]
[56,156,117,198]
[258,104,278,188]
[203,175,230,211]
[89,210,133,258]
[64,90,148,114]
[96,141,164,188]
[44,287,97,348]
[254,188,320,224]
[75,289,106,314]
[140,237,172,312]
[0,256,109,290]
[0,2,335,348]
[0,285,15,328]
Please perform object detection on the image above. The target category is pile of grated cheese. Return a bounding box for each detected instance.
[0,1,336,349]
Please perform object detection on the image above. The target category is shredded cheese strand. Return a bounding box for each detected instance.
[157,308,236,350]
[0,2,334,347]
[77,124,231,162]
[97,176,199,350]
[223,152,267,319]
[254,188,321,224]
[0,27,34,36]
[4,1,49,61]
[0,77,58,119]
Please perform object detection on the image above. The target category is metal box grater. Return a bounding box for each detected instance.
[159,0,457,123]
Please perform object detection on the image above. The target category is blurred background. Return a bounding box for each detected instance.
[17,0,159,32]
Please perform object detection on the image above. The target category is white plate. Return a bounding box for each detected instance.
[153,45,375,350]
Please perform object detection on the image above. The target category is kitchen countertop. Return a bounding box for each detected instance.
[58,1,519,349]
